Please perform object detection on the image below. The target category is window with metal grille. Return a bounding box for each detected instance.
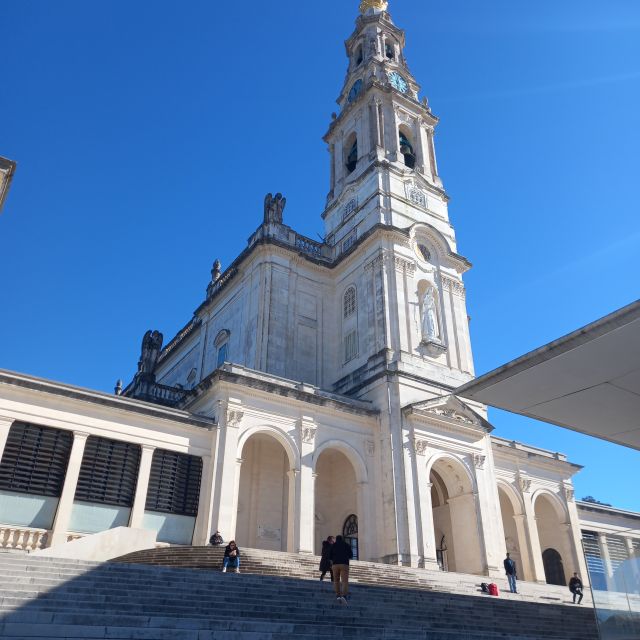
[0,422,73,497]
[607,535,629,574]
[633,538,640,558]
[74,436,141,507]
[582,530,607,590]
[145,449,202,517]
[343,287,356,318]
[344,330,358,362]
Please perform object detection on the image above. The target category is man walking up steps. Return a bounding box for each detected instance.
[330,535,353,604]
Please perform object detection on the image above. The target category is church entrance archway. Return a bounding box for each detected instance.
[236,433,291,552]
[497,485,529,581]
[314,448,359,556]
[542,548,566,586]
[429,457,483,575]
[534,493,572,586]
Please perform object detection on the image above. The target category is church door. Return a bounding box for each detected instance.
[542,548,566,586]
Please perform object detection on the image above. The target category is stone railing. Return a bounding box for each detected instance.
[0,525,49,551]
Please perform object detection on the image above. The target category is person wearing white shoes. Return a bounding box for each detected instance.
[222,541,241,573]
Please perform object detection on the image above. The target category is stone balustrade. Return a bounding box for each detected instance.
[0,524,49,551]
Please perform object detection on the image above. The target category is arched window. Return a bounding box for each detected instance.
[343,286,356,318]
[343,514,359,560]
[355,45,363,66]
[385,42,395,60]
[399,131,416,169]
[345,135,358,174]
[214,330,230,369]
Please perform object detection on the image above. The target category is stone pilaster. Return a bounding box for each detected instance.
[129,444,156,529]
[296,417,317,554]
[0,417,14,463]
[521,489,547,583]
[192,452,215,546]
[49,431,89,547]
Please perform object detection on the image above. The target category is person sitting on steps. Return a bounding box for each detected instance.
[209,530,223,546]
[569,572,584,604]
[222,540,241,573]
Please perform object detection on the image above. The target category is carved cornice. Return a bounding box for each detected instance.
[441,275,466,298]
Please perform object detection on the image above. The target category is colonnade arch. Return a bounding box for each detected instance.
[235,429,297,552]
[313,441,366,559]
[497,482,531,581]
[533,491,573,586]
[427,454,483,575]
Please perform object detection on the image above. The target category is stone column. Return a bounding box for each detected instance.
[296,420,316,554]
[286,468,298,553]
[402,441,421,567]
[0,417,14,463]
[129,444,156,529]
[521,487,547,583]
[598,534,614,587]
[49,431,89,547]
[211,401,243,539]
[472,452,503,578]
[512,514,535,582]
[192,452,215,546]
[415,443,438,570]
[564,492,590,584]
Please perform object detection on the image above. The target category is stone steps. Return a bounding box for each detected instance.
[0,553,598,640]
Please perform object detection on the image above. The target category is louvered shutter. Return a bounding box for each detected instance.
[145,449,202,517]
[74,436,141,507]
[0,422,73,497]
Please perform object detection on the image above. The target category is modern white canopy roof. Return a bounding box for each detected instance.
[456,300,640,451]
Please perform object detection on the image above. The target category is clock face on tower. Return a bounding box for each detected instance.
[388,72,409,94]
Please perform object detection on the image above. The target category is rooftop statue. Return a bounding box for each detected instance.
[263,192,286,224]
[137,330,163,376]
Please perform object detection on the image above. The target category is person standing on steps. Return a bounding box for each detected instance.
[569,572,584,604]
[209,530,223,546]
[222,540,241,573]
[319,536,335,582]
[330,535,353,604]
[504,553,518,593]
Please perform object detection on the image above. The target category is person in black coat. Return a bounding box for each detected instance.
[319,536,335,581]
[329,535,353,602]
[569,573,584,604]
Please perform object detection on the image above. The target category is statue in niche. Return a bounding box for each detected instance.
[263,193,286,224]
[421,286,440,343]
[138,330,163,375]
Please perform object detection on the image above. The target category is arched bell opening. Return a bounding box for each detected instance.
[399,130,416,169]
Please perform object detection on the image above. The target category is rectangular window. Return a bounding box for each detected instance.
[145,449,202,517]
[582,530,607,591]
[74,436,141,507]
[342,231,357,254]
[0,422,73,497]
[344,330,358,362]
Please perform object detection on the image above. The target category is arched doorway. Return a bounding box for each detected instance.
[534,493,572,586]
[429,457,483,575]
[497,485,529,581]
[314,448,359,556]
[343,514,359,560]
[542,548,566,586]
[236,433,291,552]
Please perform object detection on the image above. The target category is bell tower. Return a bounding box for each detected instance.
[323,0,451,254]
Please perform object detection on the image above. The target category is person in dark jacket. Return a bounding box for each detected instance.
[209,531,223,546]
[569,573,584,604]
[329,535,353,603]
[222,540,240,573]
[504,553,518,593]
[319,536,335,581]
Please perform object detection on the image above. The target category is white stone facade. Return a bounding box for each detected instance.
[1,3,639,590]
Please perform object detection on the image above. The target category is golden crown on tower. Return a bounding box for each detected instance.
[359,0,388,14]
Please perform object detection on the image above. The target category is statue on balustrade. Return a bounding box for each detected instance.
[138,330,163,378]
[264,193,286,224]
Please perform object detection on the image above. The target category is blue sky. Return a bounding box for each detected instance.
[1,1,639,510]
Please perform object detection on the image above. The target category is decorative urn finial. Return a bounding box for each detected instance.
[359,0,388,14]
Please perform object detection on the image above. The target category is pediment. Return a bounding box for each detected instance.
[403,394,493,433]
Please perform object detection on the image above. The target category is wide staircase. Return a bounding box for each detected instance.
[0,548,598,640]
